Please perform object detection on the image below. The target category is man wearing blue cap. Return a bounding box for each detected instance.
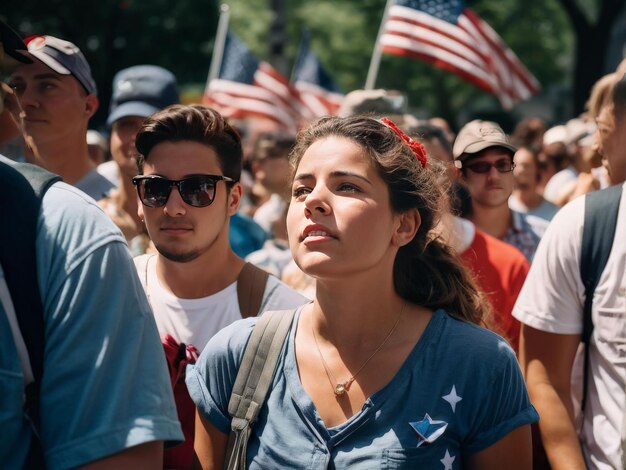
[98,65,180,254]
[7,35,115,200]
[0,21,183,468]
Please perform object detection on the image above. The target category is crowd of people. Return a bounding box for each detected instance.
[1,18,625,470]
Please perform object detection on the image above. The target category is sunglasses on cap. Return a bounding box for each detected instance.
[132,174,235,208]
[454,159,515,174]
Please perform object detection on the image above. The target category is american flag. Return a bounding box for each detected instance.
[292,32,344,119]
[379,0,540,109]
[203,32,303,130]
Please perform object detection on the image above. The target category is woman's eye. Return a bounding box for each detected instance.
[338,183,359,193]
[292,187,310,198]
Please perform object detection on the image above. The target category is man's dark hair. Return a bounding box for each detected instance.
[135,104,242,181]
[407,123,453,161]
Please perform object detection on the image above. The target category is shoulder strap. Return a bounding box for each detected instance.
[0,161,61,467]
[223,309,296,470]
[237,262,270,318]
[0,163,60,387]
[579,184,622,410]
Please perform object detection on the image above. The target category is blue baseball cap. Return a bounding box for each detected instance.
[25,35,97,95]
[107,65,179,126]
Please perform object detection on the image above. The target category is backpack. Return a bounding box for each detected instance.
[134,254,270,469]
[0,161,61,468]
[223,308,295,470]
[579,184,623,411]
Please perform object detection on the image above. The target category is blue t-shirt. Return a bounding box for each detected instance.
[0,179,183,469]
[187,308,539,469]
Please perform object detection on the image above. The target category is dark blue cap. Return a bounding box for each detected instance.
[26,35,97,95]
[107,65,179,126]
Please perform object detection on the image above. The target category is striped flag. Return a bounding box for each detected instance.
[292,31,344,119]
[379,0,540,109]
[203,32,303,130]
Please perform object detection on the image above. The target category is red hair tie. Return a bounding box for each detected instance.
[380,117,427,168]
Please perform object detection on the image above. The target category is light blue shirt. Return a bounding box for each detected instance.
[187,308,538,469]
[0,177,183,469]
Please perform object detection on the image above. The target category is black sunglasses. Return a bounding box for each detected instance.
[132,174,235,208]
[455,159,515,174]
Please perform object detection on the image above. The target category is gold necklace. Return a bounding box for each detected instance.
[311,303,405,397]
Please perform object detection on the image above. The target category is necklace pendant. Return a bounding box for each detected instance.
[334,383,347,396]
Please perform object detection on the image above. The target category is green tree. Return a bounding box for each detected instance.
[2,0,219,126]
[227,0,574,126]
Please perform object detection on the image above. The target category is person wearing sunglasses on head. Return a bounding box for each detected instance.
[453,120,548,262]
[131,104,308,469]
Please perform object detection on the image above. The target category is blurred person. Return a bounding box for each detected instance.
[541,124,578,203]
[514,73,626,469]
[248,130,295,233]
[412,123,529,352]
[552,129,608,207]
[544,119,599,207]
[0,20,183,469]
[509,146,559,221]
[7,34,114,200]
[454,120,548,261]
[585,72,617,120]
[132,104,307,468]
[86,129,107,165]
[337,88,418,128]
[188,115,537,469]
[246,201,293,277]
[511,116,546,153]
[98,65,179,254]
[429,116,456,142]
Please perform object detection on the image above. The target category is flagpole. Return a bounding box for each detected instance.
[365,0,394,90]
[207,4,231,86]
[291,29,309,83]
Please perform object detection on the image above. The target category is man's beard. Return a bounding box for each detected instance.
[155,246,201,263]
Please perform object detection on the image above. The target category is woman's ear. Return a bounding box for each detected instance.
[393,208,421,247]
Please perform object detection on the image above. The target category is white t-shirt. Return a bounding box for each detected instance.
[513,183,626,470]
[141,255,308,351]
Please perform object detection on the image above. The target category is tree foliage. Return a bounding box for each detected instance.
[228,0,575,127]
[4,0,622,128]
[2,0,219,126]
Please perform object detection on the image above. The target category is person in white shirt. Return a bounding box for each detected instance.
[514,72,626,470]
[132,104,307,468]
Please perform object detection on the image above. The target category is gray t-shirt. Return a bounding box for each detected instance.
[75,168,115,200]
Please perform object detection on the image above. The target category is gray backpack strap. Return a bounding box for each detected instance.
[237,262,270,318]
[223,309,296,470]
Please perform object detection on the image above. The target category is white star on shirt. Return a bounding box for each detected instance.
[441,449,455,470]
[442,385,462,413]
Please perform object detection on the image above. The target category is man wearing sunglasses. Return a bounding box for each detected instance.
[132,104,307,467]
[453,120,548,261]
[0,21,183,469]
